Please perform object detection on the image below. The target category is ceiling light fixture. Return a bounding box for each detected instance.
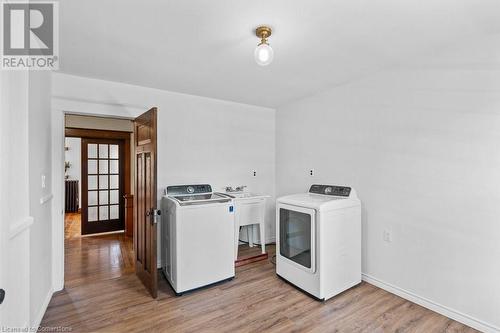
[254,26,274,66]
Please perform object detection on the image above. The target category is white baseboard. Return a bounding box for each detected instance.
[31,287,53,329]
[362,273,499,333]
[53,280,64,292]
[80,230,125,237]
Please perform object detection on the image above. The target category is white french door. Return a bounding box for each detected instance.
[81,138,125,235]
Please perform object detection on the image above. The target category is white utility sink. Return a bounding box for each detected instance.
[226,191,270,260]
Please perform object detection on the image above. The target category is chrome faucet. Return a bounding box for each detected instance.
[235,185,247,192]
[225,185,247,193]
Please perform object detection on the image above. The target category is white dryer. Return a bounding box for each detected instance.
[276,184,361,301]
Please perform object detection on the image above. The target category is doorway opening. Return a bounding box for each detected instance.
[63,115,135,285]
[58,109,159,298]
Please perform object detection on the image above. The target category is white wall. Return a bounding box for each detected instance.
[0,71,52,330]
[64,137,81,208]
[0,70,32,329]
[28,71,53,327]
[276,68,500,331]
[51,73,276,288]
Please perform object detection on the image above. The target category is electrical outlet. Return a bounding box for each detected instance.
[41,174,46,189]
[309,169,314,176]
[253,170,257,177]
[383,229,392,243]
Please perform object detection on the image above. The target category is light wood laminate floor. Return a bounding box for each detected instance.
[40,235,477,332]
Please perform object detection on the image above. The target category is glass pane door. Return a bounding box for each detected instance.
[82,138,124,235]
[280,208,313,269]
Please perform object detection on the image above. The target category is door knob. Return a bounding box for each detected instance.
[151,209,161,224]
[0,289,5,304]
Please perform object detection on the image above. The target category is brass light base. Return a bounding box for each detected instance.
[255,26,272,39]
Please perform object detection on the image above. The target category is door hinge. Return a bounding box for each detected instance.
[147,209,161,224]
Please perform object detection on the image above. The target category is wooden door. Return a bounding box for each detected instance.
[81,138,125,235]
[134,107,158,298]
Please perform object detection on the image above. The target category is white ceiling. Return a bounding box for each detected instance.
[59,0,500,108]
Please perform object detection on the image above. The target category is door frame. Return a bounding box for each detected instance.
[54,124,134,290]
[65,128,132,235]
[51,105,143,292]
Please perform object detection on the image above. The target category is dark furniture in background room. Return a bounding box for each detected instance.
[65,180,79,213]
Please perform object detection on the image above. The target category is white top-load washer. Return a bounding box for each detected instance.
[162,184,235,295]
[276,184,361,301]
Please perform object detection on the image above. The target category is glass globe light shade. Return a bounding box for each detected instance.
[254,43,274,66]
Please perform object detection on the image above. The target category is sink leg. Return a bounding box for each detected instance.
[248,226,254,247]
[235,225,240,261]
[259,222,265,254]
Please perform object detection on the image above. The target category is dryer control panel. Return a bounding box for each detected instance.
[309,184,351,197]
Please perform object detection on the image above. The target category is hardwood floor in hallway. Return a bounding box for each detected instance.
[40,237,478,332]
[65,212,81,239]
[64,233,134,289]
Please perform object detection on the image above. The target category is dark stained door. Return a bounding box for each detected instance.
[81,138,125,235]
[134,107,158,298]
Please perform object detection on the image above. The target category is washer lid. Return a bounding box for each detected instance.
[277,191,360,211]
[169,192,231,206]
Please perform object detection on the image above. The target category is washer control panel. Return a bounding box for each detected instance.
[309,184,351,197]
[167,184,212,195]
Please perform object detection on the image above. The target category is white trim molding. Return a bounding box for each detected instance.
[9,216,34,239]
[80,230,125,238]
[362,273,499,333]
[39,193,53,205]
[31,287,53,330]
